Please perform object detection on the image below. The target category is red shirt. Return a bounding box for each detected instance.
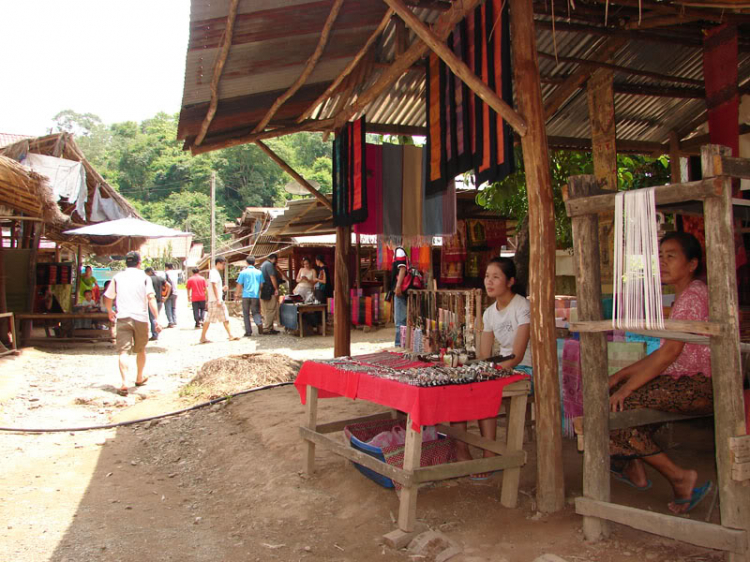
[186,274,208,302]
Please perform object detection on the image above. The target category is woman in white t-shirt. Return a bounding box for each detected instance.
[453,257,531,479]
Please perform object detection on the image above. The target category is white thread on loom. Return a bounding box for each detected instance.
[612,188,665,331]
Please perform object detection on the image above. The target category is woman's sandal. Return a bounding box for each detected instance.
[610,468,652,491]
[673,481,712,514]
[229,336,240,341]
[135,377,149,387]
[116,387,128,397]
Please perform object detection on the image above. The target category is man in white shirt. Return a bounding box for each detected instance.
[200,256,238,344]
[103,252,161,396]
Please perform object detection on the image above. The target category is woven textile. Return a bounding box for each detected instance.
[425,0,515,195]
[333,117,367,227]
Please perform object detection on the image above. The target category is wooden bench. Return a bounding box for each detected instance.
[15,312,113,345]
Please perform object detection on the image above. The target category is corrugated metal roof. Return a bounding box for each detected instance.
[178,0,750,153]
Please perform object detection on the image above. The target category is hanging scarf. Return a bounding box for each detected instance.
[333,117,367,227]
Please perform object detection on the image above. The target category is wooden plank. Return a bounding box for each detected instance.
[303,385,318,475]
[297,8,395,123]
[565,177,722,217]
[385,0,527,136]
[500,394,529,508]
[434,424,508,455]
[194,0,240,146]
[733,462,750,482]
[412,451,526,484]
[575,498,748,553]
[315,411,394,434]
[720,156,750,180]
[609,408,709,431]
[702,145,750,557]
[568,319,723,336]
[333,0,480,130]
[512,0,565,513]
[510,0,564,515]
[730,436,750,463]
[382,523,429,550]
[398,415,422,532]
[334,225,351,357]
[255,141,332,211]
[299,426,413,485]
[567,175,610,541]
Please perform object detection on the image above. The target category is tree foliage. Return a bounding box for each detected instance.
[50,110,333,246]
[476,147,671,249]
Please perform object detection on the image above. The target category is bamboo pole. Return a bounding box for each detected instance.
[333,0,480,130]
[253,0,345,134]
[297,8,395,123]
[384,0,528,136]
[510,0,565,513]
[194,0,240,146]
[255,141,333,211]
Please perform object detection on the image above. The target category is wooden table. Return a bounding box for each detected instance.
[15,312,112,344]
[297,362,530,535]
[297,303,327,337]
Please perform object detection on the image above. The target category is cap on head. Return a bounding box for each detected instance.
[125,251,140,267]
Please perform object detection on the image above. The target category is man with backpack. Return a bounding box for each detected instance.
[145,267,166,342]
[392,247,409,347]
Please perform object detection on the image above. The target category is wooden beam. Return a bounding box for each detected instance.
[254,141,333,211]
[576,498,748,553]
[190,118,334,155]
[534,19,703,48]
[569,319,723,336]
[586,0,750,25]
[567,175,609,541]
[565,177,722,217]
[510,0,564,514]
[253,0,346,134]
[537,51,704,87]
[623,13,702,30]
[385,0,528,136]
[297,9,395,123]
[701,145,750,559]
[194,0,240,147]
[334,225,351,357]
[546,135,667,154]
[669,131,682,182]
[333,0,481,130]
[544,37,626,120]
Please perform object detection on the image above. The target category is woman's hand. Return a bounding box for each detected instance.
[609,386,632,412]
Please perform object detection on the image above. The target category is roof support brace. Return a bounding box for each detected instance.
[254,140,333,212]
[195,0,240,146]
[253,0,346,134]
[384,0,528,137]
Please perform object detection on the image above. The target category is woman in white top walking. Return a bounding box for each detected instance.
[452,257,531,479]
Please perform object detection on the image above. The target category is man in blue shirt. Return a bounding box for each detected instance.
[235,255,264,337]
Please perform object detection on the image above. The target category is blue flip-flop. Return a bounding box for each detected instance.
[673,481,713,513]
[610,469,652,491]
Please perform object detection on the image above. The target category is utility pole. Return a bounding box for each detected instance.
[210,171,216,269]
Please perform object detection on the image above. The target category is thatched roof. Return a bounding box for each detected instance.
[0,154,47,217]
[0,133,143,255]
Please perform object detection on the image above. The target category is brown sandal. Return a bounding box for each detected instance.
[135,377,149,387]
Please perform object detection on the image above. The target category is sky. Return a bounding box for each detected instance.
[0,0,190,136]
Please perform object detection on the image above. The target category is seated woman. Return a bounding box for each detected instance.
[452,257,532,479]
[78,265,98,303]
[608,231,712,515]
[313,254,331,303]
[293,256,316,300]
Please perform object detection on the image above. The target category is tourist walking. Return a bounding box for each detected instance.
[186,267,208,328]
[164,263,180,327]
[235,255,264,336]
[200,256,239,343]
[145,267,165,341]
[260,253,281,335]
[103,252,161,396]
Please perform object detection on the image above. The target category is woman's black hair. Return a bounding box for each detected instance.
[660,231,703,277]
[302,256,312,265]
[315,254,326,264]
[486,256,525,297]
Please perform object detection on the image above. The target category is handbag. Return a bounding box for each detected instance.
[400,254,424,293]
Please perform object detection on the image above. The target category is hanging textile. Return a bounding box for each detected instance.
[332,117,367,227]
[402,145,424,239]
[382,143,403,239]
[354,144,383,236]
[425,0,515,195]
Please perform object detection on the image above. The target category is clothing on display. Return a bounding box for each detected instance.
[332,117,367,227]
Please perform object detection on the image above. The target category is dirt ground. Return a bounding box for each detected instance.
[0,291,727,562]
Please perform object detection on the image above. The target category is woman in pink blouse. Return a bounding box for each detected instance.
[608,231,712,514]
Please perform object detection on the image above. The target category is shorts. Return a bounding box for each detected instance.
[115,318,149,354]
[206,301,229,324]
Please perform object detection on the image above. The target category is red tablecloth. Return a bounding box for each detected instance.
[295,358,529,431]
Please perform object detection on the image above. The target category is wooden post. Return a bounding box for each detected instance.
[398,415,423,532]
[500,393,529,508]
[334,225,351,357]
[22,223,42,343]
[509,0,565,514]
[567,175,610,541]
[587,68,617,290]
[669,131,683,183]
[0,242,8,345]
[701,145,750,561]
[303,385,318,475]
[355,234,361,290]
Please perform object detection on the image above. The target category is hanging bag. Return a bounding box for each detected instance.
[400,253,424,293]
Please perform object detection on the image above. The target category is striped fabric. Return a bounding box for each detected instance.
[333,117,367,227]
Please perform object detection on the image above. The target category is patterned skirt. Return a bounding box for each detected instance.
[206,301,228,324]
[610,374,713,459]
